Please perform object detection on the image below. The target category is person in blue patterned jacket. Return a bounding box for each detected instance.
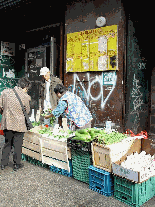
[44,84,93,130]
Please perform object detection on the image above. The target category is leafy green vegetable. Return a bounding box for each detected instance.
[32,121,41,127]
[50,117,56,126]
[41,110,56,126]
[38,127,51,134]
[71,128,128,145]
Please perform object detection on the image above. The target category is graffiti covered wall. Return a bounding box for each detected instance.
[125,20,149,134]
[64,0,126,129]
[67,71,118,126]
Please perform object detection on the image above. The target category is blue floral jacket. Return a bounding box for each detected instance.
[59,91,92,128]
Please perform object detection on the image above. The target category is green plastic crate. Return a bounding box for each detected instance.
[114,175,155,207]
[71,148,92,184]
[21,153,49,168]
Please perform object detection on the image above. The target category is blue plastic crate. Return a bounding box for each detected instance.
[49,159,73,177]
[89,165,114,196]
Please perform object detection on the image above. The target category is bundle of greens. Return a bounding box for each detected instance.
[72,128,102,142]
[38,127,52,135]
[38,127,74,140]
[41,109,56,126]
[72,128,128,145]
[95,131,128,145]
[32,121,41,127]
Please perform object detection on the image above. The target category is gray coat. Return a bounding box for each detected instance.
[39,74,62,122]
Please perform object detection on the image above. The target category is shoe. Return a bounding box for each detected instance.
[13,163,24,171]
[1,165,5,170]
[1,164,8,170]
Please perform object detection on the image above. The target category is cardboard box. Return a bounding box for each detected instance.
[91,136,142,172]
[112,138,155,183]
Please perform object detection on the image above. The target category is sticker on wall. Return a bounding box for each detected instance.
[103,71,116,85]
[98,35,107,53]
[1,41,15,56]
[5,69,15,78]
[36,59,42,67]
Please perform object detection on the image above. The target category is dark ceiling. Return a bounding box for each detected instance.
[0,0,65,35]
[0,0,153,63]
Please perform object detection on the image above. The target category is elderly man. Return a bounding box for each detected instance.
[39,67,62,126]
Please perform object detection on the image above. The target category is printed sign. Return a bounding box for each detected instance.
[112,162,153,183]
[103,71,116,85]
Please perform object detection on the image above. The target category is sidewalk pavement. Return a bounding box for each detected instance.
[0,135,155,207]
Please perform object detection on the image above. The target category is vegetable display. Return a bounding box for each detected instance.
[30,124,128,145]
[38,127,74,141]
[72,128,128,145]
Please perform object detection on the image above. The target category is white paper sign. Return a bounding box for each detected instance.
[98,56,107,71]
[98,36,107,53]
[112,163,139,182]
[82,60,89,70]
[112,162,152,183]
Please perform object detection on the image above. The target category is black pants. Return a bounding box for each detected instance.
[1,130,24,166]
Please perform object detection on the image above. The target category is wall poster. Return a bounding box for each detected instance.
[66,25,118,72]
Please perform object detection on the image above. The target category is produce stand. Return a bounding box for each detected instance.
[22,124,74,174]
[20,124,155,206]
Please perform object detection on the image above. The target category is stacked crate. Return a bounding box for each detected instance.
[89,137,142,197]
[67,138,92,183]
[41,137,72,177]
[91,137,141,172]
[114,175,155,207]
[22,131,42,161]
[89,165,114,196]
[110,137,155,206]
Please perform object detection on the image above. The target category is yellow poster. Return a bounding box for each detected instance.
[66,58,74,72]
[67,33,74,59]
[73,32,82,59]
[90,55,99,71]
[103,25,117,71]
[66,25,118,72]
[67,43,74,59]
[73,57,82,72]
[89,28,99,57]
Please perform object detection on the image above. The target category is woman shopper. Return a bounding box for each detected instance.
[0,77,32,171]
[44,84,93,130]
